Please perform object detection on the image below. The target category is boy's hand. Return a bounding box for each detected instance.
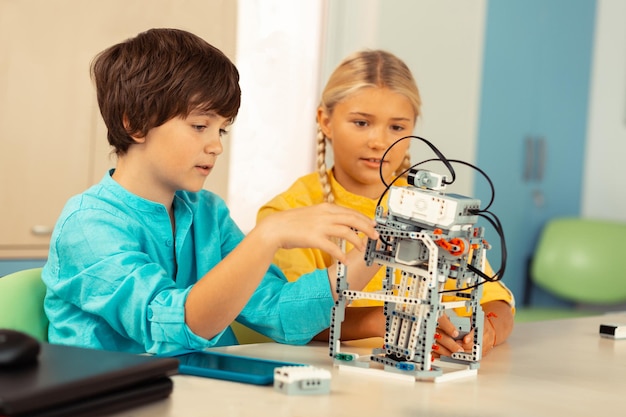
[258,203,378,264]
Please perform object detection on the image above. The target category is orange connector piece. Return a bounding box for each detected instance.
[436,239,452,251]
[449,238,467,256]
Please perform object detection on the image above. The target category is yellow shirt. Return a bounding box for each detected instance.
[257,170,515,313]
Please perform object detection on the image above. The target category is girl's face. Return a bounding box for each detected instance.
[318,87,415,199]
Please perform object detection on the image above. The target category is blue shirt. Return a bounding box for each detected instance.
[42,171,334,354]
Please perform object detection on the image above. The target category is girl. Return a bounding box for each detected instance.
[257,50,514,356]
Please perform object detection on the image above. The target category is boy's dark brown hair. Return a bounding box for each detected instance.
[91,28,241,155]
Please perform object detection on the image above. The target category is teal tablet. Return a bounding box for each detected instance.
[173,351,304,385]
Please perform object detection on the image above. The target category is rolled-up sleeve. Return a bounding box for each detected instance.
[147,289,228,353]
[237,265,334,345]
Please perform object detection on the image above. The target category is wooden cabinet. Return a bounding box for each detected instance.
[0,0,236,259]
[474,0,597,301]
[0,1,106,257]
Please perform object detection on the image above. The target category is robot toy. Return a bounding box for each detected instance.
[329,168,491,381]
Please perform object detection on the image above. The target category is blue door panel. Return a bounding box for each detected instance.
[475,0,596,303]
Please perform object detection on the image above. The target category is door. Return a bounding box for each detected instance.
[474,0,596,302]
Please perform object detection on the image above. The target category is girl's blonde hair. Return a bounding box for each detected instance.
[317,50,421,203]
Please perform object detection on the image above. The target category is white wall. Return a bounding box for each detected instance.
[582,0,626,222]
[228,0,326,232]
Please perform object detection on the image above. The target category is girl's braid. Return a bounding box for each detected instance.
[316,127,334,203]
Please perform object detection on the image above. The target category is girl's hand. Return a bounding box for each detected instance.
[433,312,499,358]
[433,313,465,357]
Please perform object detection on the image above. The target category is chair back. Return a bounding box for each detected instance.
[0,267,48,341]
[531,218,626,304]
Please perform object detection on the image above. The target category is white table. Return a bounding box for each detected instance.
[113,312,626,417]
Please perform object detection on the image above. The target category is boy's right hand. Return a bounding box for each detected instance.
[256,203,379,264]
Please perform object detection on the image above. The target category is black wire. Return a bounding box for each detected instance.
[475,209,507,281]
[438,210,507,294]
[379,135,456,188]
[372,135,507,292]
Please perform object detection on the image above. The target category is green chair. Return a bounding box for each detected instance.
[516,217,626,322]
[0,267,49,341]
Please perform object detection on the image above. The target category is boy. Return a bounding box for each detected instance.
[42,28,379,355]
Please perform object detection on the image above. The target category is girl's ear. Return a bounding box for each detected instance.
[317,107,332,141]
[123,114,146,143]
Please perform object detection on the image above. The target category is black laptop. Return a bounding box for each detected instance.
[0,342,179,417]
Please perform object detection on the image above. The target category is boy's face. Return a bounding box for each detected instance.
[125,109,230,203]
[318,87,415,199]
